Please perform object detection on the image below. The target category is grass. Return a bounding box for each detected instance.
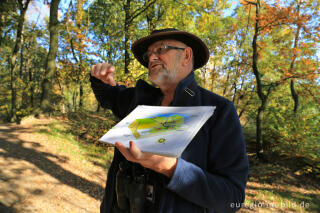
[33,113,115,170]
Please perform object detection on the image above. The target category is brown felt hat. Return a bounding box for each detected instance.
[131,28,209,70]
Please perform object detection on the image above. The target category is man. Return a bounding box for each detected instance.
[90,28,249,213]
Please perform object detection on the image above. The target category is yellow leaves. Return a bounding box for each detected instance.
[197,13,217,32]
[245,1,312,37]
[75,33,85,40]
[199,0,213,10]
[240,0,251,5]
[227,23,238,34]
[303,59,311,66]
[258,4,295,34]
[300,42,309,48]
[283,72,294,79]
[292,47,301,56]
[257,41,266,49]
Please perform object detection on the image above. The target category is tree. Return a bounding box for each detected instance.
[59,0,94,111]
[9,0,31,122]
[0,0,18,47]
[240,0,320,158]
[40,0,61,112]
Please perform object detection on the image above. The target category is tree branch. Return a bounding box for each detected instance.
[127,0,156,27]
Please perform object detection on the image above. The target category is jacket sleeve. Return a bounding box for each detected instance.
[90,74,135,118]
[167,100,249,212]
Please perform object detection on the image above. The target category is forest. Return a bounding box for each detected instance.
[0,0,319,211]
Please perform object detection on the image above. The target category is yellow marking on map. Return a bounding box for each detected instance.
[128,114,184,139]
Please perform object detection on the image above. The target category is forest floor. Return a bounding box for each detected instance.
[0,115,319,213]
[0,116,113,213]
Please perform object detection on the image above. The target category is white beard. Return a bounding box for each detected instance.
[149,66,177,85]
[149,57,180,86]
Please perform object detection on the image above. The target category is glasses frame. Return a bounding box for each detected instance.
[142,44,186,63]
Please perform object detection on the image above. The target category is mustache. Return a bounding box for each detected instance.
[148,61,164,69]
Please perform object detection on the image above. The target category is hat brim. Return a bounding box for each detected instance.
[131,31,209,70]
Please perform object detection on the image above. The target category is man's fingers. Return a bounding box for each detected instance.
[115,142,135,162]
[100,64,115,79]
[115,141,143,162]
[129,141,142,160]
[109,66,115,73]
[115,141,177,177]
[90,65,96,76]
[90,63,116,86]
[100,63,109,76]
[103,65,115,78]
[93,64,101,76]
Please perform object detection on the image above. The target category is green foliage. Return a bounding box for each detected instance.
[260,83,320,177]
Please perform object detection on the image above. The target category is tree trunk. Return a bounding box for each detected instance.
[79,83,83,109]
[19,34,24,78]
[9,0,30,122]
[122,0,156,73]
[289,2,301,114]
[29,65,34,107]
[232,82,237,103]
[40,0,61,112]
[222,71,230,96]
[290,79,299,114]
[72,90,77,112]
[146,3,155,32]
[146,0,163,33]
[0,1,6,46]
[78,52,84,109]
[251,0,265,159]
[124,0,131,74]
[0,16,3,46]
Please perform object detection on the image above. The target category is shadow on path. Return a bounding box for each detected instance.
[0,124,105,201]
[0,202,17,213]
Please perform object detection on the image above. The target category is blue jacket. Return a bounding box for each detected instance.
[90,72,249,213]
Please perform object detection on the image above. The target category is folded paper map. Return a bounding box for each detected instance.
[99,105,215,157]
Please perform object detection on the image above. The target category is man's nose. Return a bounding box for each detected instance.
[149,52,159,62]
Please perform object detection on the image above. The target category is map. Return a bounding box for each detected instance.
[128,113,188,139]
[99,105,215,157]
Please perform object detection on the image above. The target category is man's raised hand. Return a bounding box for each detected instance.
[91,63,116,86]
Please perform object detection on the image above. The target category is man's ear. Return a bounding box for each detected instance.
[182,47,193,67]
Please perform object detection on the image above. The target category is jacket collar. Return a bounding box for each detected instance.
[171,71,199,106]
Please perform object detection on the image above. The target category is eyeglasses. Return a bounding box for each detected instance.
[142,44,186,63]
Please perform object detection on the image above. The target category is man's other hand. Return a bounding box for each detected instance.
[115,141,177,178]
[91,63,116,86]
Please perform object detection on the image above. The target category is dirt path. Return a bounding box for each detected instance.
[0,118,107,213]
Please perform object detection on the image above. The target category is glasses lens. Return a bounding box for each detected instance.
[156,47,166,55]
[142,45,170,63]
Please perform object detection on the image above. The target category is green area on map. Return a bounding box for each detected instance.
[128,114,184,139]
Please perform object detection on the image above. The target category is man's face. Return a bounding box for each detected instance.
[146,40,186,86]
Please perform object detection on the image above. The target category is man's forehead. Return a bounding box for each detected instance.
[148,39,185,50]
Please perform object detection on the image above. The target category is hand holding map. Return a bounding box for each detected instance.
[115,141,178,177]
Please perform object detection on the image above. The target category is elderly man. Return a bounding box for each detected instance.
[90,28,249,213]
